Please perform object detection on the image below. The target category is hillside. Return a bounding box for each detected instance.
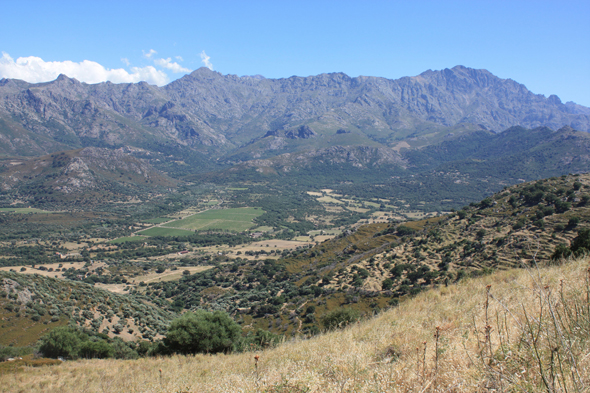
[0,172,588,356]
[0,147,176,207]
[0,271,174,346]
[3,255,589,392]
[151,173,590,335]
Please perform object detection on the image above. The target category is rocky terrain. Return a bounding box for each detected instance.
[1,66,589,159]
[0,147,175,206]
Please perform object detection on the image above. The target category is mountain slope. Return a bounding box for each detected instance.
[1,66,588,157]
[150,173,590,336]
[0,271,175,346]
[0,147,176,207]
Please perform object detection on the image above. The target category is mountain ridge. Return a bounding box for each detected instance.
[1,65,588,158]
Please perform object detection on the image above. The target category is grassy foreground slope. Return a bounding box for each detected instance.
[4,256,590,392]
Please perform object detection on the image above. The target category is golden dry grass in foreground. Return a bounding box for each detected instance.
[3,257,590,392]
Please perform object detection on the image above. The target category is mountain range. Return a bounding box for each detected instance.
[1,65,589,160]
[1,65,590,209]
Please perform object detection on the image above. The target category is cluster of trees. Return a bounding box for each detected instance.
[39,326,138,360]
[39,310,282,360]
[552,228,590,261]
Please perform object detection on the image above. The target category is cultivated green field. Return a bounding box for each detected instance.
[137,227,195,237]
[109,236,146,244]
[0,207,50,214]
[162,207,264,232]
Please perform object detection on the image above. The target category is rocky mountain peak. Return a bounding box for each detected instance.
[0,66,588,157]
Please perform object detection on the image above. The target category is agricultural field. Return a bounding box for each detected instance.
[307,189,447,223]
[136,227,195,237]
[109,236,146,244]
[162,207,264,232]
[0,207,51,214]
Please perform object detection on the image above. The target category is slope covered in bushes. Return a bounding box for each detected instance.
[4,255,590,392]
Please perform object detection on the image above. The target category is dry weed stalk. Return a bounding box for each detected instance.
[478,252,590,392]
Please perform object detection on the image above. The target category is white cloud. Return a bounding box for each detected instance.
[200,51,213,70]
[143,49,157,58]
[0,52,169,86]
[121,57,130,66]
[154,57,190,73]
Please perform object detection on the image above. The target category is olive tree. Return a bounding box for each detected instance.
[164,310,242,354]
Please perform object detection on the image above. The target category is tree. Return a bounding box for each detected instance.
[382,278,394,290]
[78,340,114,359]
[571,228,590,255]
[39,326,87,359]
[164,310,242,354]
[397,225,416,236]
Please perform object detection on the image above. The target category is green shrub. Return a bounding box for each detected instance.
[78,340,114,359]
[479,198,493,208]
[164,310,242,354]
[397,225,416,236]
[238,329,282,351]
[571,228,590,256]
[321,307,360,330]
[39,326,87,359]
[551,244,572,261]
[568,217,580,228]
[382,278,394,290]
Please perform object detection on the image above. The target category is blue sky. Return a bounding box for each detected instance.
[1,1,589,106]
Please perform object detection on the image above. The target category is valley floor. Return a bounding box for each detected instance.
[3,257,590,392]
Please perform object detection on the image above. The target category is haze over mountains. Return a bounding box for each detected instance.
[1,65,589,159]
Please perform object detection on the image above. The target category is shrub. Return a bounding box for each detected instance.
[78,340,114,359]
[321,307,360,330]
[397,225,416,236]
[39,326,87,359]
[512,220,525,230]
[555,200,571,213]
[240,329,281,351]
[568,216,580,228]
[479,198,493,208]
[571,228,590,256]
[382,278,394,290]
[164,310,242,354]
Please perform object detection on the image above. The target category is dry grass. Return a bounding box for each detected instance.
[4,257,590,392]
